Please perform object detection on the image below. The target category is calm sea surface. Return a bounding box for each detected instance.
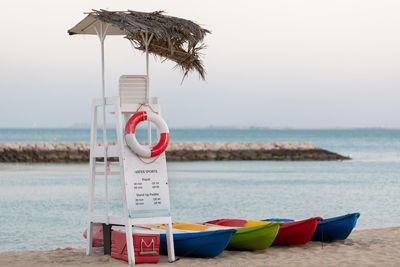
[0,128,399,251]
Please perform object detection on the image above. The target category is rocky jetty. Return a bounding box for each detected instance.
[0,142,350,163]
[167,142,349,161]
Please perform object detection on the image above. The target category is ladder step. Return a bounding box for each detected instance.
[95,161,120,165]
[93,197,122,201]
[92,145,120,157]
[95,171,120,175]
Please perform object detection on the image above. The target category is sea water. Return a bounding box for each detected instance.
[0,129,399,251]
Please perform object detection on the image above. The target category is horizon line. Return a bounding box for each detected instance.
[1,126,400,130]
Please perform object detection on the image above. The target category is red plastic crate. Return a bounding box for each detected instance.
[111,230,160,264]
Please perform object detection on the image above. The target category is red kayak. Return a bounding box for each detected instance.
[207,217,322,245]
[271,217,322,245]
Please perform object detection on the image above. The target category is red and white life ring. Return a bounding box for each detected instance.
[125,111,169,158]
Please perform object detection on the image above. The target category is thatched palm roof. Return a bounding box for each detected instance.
[69,10,210,81]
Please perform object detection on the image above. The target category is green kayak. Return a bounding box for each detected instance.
[163,221,282,251]
[221,222,282,250]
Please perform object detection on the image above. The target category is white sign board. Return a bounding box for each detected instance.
[123,145,171,218]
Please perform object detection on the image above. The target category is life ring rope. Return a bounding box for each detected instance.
[135,103,159,115]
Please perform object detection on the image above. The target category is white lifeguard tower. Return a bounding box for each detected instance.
[68,10,209,265]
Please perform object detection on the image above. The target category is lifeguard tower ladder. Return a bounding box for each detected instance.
[86,75,175,264]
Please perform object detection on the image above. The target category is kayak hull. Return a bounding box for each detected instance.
[206,219,282,250]
[159,229,235,258]
[227,223,281,250]
[311,213,360,242]
[266,217,322,245]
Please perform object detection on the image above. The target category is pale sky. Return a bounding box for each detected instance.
[1,0,399,128]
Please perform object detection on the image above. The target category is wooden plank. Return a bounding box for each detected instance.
[120,80,146,85]
[90,215,173,226]
[90,215,125,225]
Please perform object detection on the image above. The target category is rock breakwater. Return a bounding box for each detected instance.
[0,142,350,163]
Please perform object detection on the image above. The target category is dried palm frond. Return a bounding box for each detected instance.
[91,9,210,81]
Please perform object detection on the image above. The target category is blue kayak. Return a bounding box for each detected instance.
[264,213,360,242]
[311,213,360,241]
[159,228,236,258]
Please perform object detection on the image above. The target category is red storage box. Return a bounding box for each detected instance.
[111,230,160,264]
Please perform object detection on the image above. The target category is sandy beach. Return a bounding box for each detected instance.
[1,227,399,267]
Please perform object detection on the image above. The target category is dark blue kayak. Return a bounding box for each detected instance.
[264,213,360,242]
[311,213,360,241]
[159,229,236,258]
